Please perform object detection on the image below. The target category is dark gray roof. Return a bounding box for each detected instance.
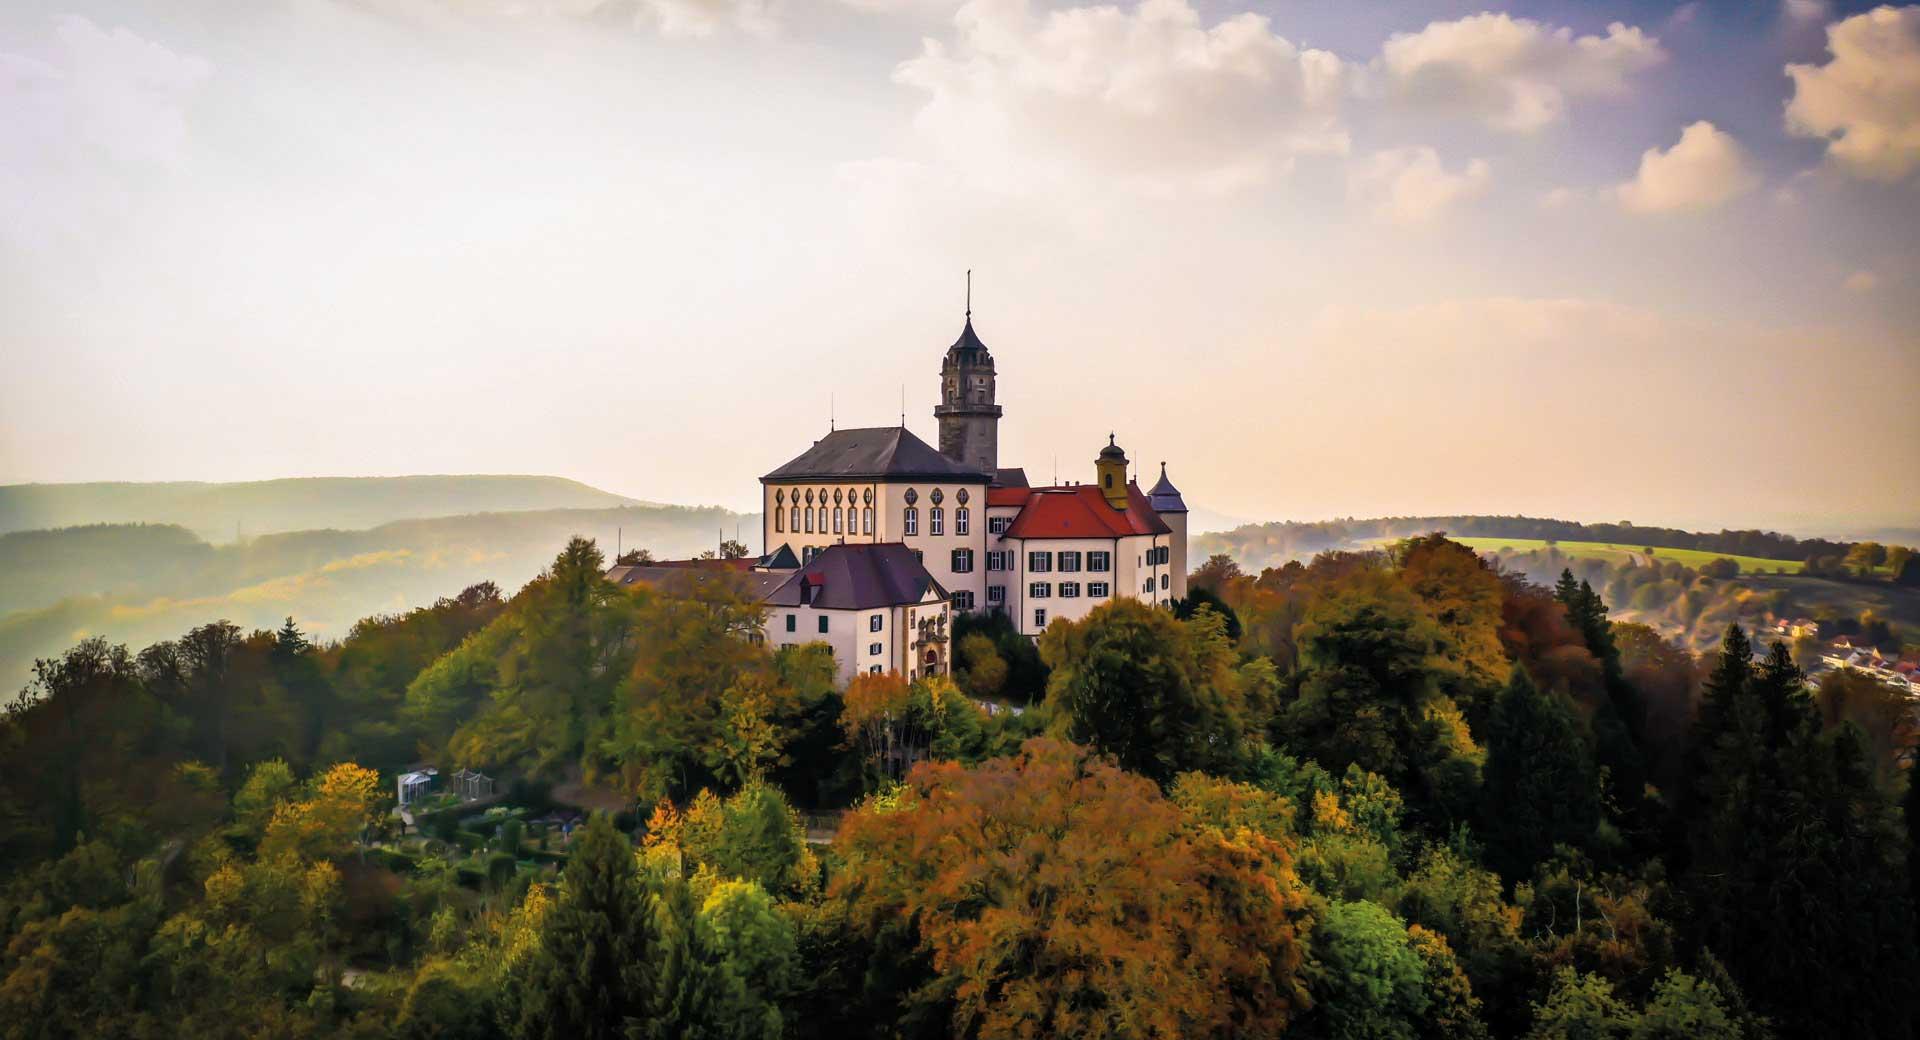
[763,426,988,482]
[992,467,1029,489]
[757,543,800,570]
[945,319,992,367]
[1147,462,1188,514]
[764,543,948,610]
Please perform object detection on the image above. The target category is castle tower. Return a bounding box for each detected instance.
[1148,461,1189,600]
[934,305,1002,476]
[1095,434,1128,509]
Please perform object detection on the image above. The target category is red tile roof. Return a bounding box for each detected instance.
[1002,483,1172,540]
[987,487,1033,508]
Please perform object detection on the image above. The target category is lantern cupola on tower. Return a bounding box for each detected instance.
[1095,433,1129,510]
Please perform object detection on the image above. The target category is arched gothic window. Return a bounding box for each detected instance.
[833,507,843,533]
[789,506,799,532]
[904,507,918,537]
[930,506,944,536]
[775,504,784,533]
[863,506,874,535]
[817,506,827,531]
[955,507,970,536]
[804,507,813,533]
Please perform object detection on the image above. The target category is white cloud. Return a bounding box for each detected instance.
[1785,5,1920,181]
[347,0,778,37]
[889,0,1350,194]
[1377,12,1666,132]
[1844,269,1880,292]
[1615,120,1759,214]
[1349,146,1490,224]
[635,0,777,37]
[1784,0,1832,23]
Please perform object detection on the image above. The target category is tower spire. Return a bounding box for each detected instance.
[965,268,971,320]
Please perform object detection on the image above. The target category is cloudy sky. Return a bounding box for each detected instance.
[2,0,1916,536]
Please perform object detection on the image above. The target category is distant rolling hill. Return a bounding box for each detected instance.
[0,503,758,696]
[0,475,654,540]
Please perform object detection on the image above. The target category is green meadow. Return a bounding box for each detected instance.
[1447,536,1805,574]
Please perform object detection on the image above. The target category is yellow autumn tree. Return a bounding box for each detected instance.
[834,739,1310,1039]
[260,762,382,862]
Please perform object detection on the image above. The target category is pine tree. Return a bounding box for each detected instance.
[517,813,656,1040]
[1480,668,1598,887]
[1554,572,1648,844]
[1676,624,1752,859]
[1685,637,1918,1037]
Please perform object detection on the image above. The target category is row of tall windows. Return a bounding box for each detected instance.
[776,502,876,536]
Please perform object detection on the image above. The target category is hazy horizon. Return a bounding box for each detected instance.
[5,0,1917,538]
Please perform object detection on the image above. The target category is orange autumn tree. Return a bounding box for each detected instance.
[831,738,1310,1039]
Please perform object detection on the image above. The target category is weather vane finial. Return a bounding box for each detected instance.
[965,269,972,320]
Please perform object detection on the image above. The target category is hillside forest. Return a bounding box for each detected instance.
[1,532,1916,1039]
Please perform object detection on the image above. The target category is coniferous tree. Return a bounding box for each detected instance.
[1553,571,1648,840]
[517,813,656,1040]
[1687,638,1918,1037]
[1480,668,1598,887]
[1675,623,1753,863]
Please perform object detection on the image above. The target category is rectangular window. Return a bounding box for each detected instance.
[1088,551,1111,572]
[869,664,882,675]
[870,614,884,633]
[952,590,974,611]
[833,508,842,534]
[804,509,813,533]
[869,642,883,656]
[1161,573,1170,590]
[1060,582,1080,598]
[1029,582,1051,599]
[988,517,1010,535]
[956,509,970,535]
[986,584,1006,604]
[1033,608,1047,628]
[951,548,974,573]
[775,507,784,533]
[785,614,795,633]
[1028,551,1052,573]
[1057,551,1081,573]
[1088,582,1110,598]
[930,509,944,536]
[818,616,830,634]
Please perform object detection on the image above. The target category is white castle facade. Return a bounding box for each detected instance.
[756,311,1190,642]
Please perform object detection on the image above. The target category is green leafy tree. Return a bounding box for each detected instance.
[1481,668,1598,885]
[693,880,798,1040]
[1281,571,1446,787]
[1526,968,1633,1040]
[1844,540,1887,576]
[1628,969,1740,1040]
[1303,900,1431,1040]
[1040,599,1272,783]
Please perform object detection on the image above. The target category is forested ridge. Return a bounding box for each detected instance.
[0,505,756,695]
[1,534,1914,1039]
[1196,514,1872,574]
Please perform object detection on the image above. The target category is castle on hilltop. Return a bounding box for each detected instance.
[610,301,1189,685]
